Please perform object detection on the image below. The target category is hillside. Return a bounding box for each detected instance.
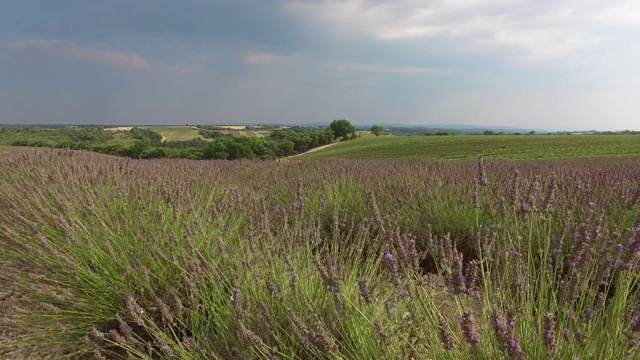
[301,134,640,160]
[104,126,276,142]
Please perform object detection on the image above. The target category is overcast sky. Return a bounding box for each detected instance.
[1,1,639,130]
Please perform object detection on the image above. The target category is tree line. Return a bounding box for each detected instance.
[8,120,358,160]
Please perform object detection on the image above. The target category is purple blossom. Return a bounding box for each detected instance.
[491,306,524,359]
[459,311,481,345]
[542,313,556,355]
[384,253,397,273]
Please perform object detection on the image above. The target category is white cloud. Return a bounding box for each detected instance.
[286,0,611,63]
[593,1,640,25]
[0,39,202,75]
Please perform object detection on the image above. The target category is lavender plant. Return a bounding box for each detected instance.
[0,149,639,359]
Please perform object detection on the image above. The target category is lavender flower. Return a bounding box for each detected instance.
[473,178,480,208]
[438,321,456,350]
[477,156,488,185]
[542,313,556,355]
[501,196,507,218]
[464,260,480,297]
[373,320,390,346]
[357,278,371,305]
[459,311,481,345]
[448,250,467,295]
[384,252,398,273]
[237,319,264,347]
[491,306,524,360]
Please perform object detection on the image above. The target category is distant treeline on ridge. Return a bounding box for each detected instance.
[3,121,357,160]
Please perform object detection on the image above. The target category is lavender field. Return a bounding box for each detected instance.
[1,149,640,359]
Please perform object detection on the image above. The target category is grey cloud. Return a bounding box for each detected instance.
[26,0,315,54]
[0,39,202,74]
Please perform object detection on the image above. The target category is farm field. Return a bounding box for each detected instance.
[303,134,640,160]
[215,129,272,138]
[130,126,204,142]
[2,144,640,359]
[105,126,279,141]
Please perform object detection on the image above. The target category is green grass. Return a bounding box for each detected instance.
[215,129,272,138]
[140,126,204,142]
[135,126,275,141]
[302,134,640,160]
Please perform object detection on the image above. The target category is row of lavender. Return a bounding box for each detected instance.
[1,149,639,359]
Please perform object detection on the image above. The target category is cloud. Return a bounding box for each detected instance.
[0,39,202,74]
[335,61,453,75]
[244,51,292,65]
[26,1,315,55]
[286,0,605,63]
[593,1,640,25]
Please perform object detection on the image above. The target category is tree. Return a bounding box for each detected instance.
[129,127,163,145]
[329,119,356,141]
[127,140,151,158]
[370,125,384,136]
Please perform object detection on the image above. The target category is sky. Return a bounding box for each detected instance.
[0,1,639,131]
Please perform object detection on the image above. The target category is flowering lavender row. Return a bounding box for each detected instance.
[0,149,639,359]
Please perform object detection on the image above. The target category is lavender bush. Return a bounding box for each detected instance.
[0,149,639,359]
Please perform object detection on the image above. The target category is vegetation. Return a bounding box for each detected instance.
[196,125,273,138]
[106,126,272,143]
[302,134,640,160]
[329,120,357,141]
[138,126,203,142]
[5,125,640,162]
[3,124,346,160]
[1,149,640,359]
[1,126,119,146]
[370,125,384,137]
[129,127,164,145]
[198,128,234,140]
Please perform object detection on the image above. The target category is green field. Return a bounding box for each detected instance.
[136,126,275,141]
[215,129,272,138]
[136,126,203,141]
[105,126,277,142]
[302,134,640,160]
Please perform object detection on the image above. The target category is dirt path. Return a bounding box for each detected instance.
[286,142,337,159]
